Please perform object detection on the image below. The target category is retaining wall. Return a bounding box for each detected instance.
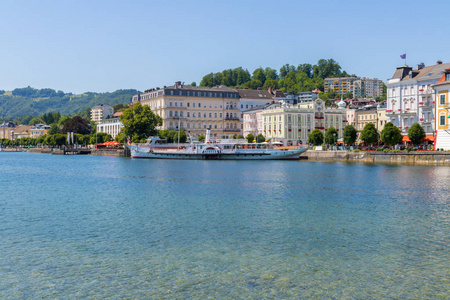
[302,151,450,165]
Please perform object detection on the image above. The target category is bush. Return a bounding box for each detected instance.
[383,149,390,152]
[353,149,360,152]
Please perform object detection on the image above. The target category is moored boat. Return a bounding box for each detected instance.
[127,130,308,160]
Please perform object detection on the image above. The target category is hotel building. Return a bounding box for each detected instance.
[133,82,241,139]
[386,61,450,136]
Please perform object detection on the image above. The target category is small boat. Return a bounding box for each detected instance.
[127,130,308,160]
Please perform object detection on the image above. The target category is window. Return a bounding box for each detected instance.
[170,102,173,107]
[187,112,190,117]
[193,112,196,117]
[193,103,195,108]
[440,115,446,126]
[199,103,201,107]
[187,102,190,107]
[214,113,217,118]
[175,102,178,107]
[209,113,212,118]
[440,94,446,105]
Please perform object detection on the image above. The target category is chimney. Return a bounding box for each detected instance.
[417,62,425,70]
[437,60,443,65]
[175,81,182,88]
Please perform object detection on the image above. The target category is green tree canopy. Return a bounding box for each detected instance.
[408,123,426,145]
[48,123,61,135]
[256,133,265,143]
[308,129,324,146]
[381,122,402,147]
[343,125,357,145]
[119,102,162,143]
[324,127,338,145]
[29,117,45,126]
[360,123,379,146]
[245,133,255,143]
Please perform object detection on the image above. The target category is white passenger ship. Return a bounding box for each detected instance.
[127,130,308,160]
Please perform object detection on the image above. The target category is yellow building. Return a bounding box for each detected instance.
[133,82,241,139]
[261,99,347,146]
[432,68,450,149]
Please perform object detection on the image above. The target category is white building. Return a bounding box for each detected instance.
[297,90,320,103]
[97,114,123,139]
[91,104,114,124]
[386,61,450,135]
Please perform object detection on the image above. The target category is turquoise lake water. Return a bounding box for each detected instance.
[0,152,449,299]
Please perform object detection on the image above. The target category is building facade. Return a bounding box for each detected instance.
[297,90,320,103]
[355,107,378,132]
[91,104,114,124]
[324,77,358,95]
[133,82,241,139]
[0,121,15,140]
[432,68,450,150]
[386,61,450,136]
[30,124,50,138]
[261,99,347,145]
[353,78,384,98]
[97,118,123,139]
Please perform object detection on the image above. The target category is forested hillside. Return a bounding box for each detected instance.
[199,59,354,94]
[0,87,139,118]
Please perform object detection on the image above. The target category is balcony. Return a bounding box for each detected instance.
[225,116,240,121]
[224,128,240,132]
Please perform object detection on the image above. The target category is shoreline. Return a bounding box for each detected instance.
[3,148,450,165]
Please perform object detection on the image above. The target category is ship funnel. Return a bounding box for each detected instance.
[205,128,211,144]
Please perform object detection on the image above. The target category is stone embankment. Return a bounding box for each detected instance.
[301,151,450,165]
[26,148,129,157]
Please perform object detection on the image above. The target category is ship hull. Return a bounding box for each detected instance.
[128,146,308,160]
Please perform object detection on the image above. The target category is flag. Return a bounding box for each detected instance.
[400,54,406,59]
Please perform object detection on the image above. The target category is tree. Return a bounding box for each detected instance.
[58,115,72,126]
[29,117,45,126]
[237,134,245,139]
[62,116,91,134]
[198,135,205,142]
[324,127,338,145]
[89,132,112,144]
[408,123,426,145]
[48,123,61,135]
[380,122,402,148]
[120,102,162,143]
[360,123,379,146]
[245,133,255,143]
[308,129,323,146]
[252,68,266,85]
[343,125,357,146]
[190,82,197,87]
[256,133,265,143]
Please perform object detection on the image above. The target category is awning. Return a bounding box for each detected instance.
[424,135,434,141]
[402,136,410,142]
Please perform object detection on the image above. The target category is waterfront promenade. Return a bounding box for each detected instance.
[9,146,450,164]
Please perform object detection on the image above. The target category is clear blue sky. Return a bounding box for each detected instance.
[1,0,449,94]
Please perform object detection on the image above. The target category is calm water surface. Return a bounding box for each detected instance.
[0,152,449,299]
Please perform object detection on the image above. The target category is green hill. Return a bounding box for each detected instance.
[0,87,140,118]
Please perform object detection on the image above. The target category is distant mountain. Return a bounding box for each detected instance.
[0,87,140,118]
